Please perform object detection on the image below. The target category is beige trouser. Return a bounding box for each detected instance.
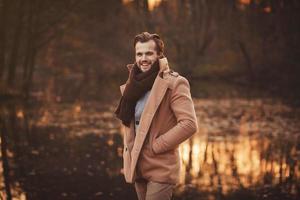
[134,178,175,200]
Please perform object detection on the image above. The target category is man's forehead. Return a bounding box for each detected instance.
[135,40,156,52]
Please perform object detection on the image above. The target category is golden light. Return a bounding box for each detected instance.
[107,139,114,146]
[40,110,50,124]
[122,0,162,11]
[74,105,81,113]
[191,139,203,176]
[72,104,82,118]
[148,0,161,10]
[180,142,190,165]
[16,110,24,119]
[122,0,131,4]
[178,134,292,193]
[264,6,271,13]
[240,0,250,4]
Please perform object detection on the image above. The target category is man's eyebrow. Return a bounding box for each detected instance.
[136,50,154,55]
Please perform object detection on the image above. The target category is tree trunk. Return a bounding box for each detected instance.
[6,0,25,87]
[0,0,7,82]
[237,40,255,82]
[0,114,12,200]
[22,0,39,98]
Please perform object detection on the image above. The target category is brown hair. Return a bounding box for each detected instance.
[133,32,165,57]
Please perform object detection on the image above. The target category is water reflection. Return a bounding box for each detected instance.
[180,135,296,190]
[177,99,299,199]
[0,102,135,199]
[0,99,299,199]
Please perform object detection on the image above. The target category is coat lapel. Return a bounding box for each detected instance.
[120,84,126,95]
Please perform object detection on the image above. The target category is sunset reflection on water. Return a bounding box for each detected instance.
[179,135,274,192]
[177,98,299,196]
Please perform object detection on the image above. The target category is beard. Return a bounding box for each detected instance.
[138,59,158,72]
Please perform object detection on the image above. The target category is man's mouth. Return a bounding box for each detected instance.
[141,63,150,66]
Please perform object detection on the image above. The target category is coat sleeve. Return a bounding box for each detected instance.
[152,76,198,154]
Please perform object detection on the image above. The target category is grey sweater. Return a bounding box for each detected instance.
[134,90,151,134]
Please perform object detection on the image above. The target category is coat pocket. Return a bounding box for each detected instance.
[152,134,167,155]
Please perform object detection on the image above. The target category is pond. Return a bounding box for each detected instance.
[0,98,299,199]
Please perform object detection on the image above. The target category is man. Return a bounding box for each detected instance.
[115,32,198,200]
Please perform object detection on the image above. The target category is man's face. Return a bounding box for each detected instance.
[135,40,159,72]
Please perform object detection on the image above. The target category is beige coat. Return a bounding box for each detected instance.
[119,57,198,185]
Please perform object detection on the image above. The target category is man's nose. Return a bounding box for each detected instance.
[141,54,147,61]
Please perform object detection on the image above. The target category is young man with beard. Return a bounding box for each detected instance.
[115,32,198,200]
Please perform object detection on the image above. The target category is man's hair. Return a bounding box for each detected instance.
[134,32,165,57]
